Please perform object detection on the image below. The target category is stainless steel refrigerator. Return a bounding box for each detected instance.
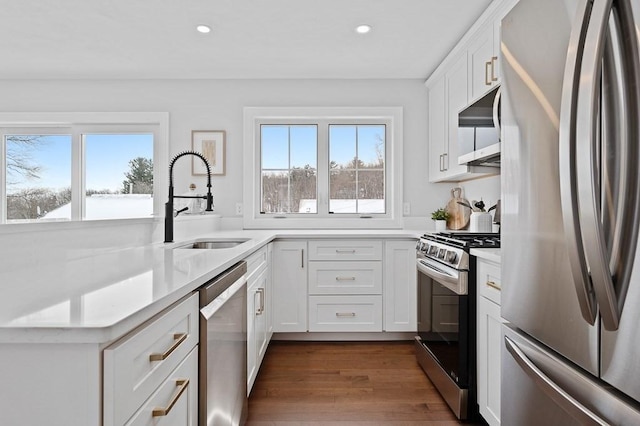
[501,0,640,423]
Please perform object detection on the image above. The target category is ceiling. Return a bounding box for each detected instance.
[0,0,492,80]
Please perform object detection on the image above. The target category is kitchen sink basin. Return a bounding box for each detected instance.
[177,239,249,249]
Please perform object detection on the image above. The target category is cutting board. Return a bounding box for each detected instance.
[446,187,471,230]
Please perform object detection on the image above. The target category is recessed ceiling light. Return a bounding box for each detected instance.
[196,25,211,34]
[355,24,372,34]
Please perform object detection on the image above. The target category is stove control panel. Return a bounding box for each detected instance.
[417,237,468,270]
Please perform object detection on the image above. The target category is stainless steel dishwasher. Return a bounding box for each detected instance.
[199,261,248,426]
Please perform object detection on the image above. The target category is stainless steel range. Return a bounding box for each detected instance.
[414,232,499,420]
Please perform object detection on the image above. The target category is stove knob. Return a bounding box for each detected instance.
[446,251,458,264]
[422,243,430,254]
[429,246,439,256]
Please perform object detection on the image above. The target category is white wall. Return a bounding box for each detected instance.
[0,78,499,244]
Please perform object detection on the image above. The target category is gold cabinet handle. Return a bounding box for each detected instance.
[149,333,187,362]
[486,280,501,291]
[152,379,189,417]
[335,276,356,281]
[336,312,356,317]
[491,56,498,82]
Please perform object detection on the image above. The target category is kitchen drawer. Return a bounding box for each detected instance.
[104,293,199,426]
[309,261,382,295]
[308,240,382,261]
[125,346,198,426]
[308,295,382,332]
[245,246,268,281]
[477,258,501,305]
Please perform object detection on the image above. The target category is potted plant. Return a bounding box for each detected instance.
[431,208,450,231]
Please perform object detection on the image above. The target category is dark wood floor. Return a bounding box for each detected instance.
[247,340,473,425]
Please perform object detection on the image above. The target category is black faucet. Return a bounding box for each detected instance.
[165,151,214,243]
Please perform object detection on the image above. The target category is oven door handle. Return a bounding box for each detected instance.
[417,259,467,295]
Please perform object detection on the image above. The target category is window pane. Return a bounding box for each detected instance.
[261,125,289,169]
[84,134,154,220]
[358,170,385,213]
[329,169,356,213]
[5,134,71,222]
[329,125,356,168]
[291,166,317,213]
[261,171,289,213]
[290,126,317,168]
[357,125,385,167]
[260,125,317,214]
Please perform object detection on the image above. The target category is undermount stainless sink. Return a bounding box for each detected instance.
[177,239,249,249]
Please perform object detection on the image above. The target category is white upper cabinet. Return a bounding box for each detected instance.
[428,75,447,182]
[468,24,498,101]
[426,0,519,183]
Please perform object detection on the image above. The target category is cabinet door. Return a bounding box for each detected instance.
[266,242,273,338]
[248,267,269,393]
[477,295,503,426]
[468,24,497,101]
[444,52,470,179]
[428,75,447,182]
[272,240,308,332]
[383,240,417,331]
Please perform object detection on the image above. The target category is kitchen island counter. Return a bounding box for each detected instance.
[0,229,420,344]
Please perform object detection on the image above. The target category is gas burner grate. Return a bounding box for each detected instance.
[422,232,500,249]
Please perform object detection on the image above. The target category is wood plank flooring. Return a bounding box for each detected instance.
[247,340,474,425]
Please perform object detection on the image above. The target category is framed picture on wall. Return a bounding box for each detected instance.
[191,130,226,175]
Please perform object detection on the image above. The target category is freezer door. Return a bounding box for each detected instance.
[503,325,640,425]
[501,0,598,374]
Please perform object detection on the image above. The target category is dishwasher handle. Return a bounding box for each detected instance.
[200,275,247,321]
[199,261,247,307]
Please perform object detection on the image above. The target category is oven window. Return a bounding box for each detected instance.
[417,269,469,385]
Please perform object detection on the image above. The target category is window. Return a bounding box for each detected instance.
[245,107,402,229]
[0,113,168,224]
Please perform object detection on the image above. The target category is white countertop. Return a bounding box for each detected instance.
[0,229,420,344]
[470,247,501,263]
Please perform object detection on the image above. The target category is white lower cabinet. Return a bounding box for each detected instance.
[383,240,417,331]
[308,240,383,332]
[272,240,308,332]
[476,257,503,426]
[103,293,199,426]
[247,245,270,392]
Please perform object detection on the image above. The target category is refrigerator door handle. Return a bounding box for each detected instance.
[504,336,609,425]
[576,0,640,331]
[559,0,597,325]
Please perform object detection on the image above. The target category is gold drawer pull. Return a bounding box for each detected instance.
[486,280,501,291]
[335,276,356,281]
[149,333,187,362]
[336,312,356,317]
[152,379,189,417]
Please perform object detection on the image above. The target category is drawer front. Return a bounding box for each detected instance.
[477,259,501,305]
[309,261,382,295]
[245,246,268,281]
[308,295,382,332]
[126,346,198,426]
[308,240,382,261]
[104,293,199,426]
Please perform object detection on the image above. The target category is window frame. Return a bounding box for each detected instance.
[0,112,168,226]
[243,106,403,229]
